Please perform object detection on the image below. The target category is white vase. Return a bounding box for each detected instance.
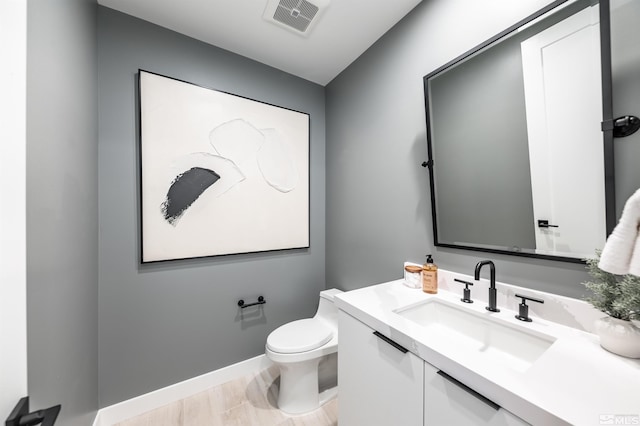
[594,316,640,359]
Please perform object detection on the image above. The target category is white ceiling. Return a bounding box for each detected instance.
[97,0,423,86]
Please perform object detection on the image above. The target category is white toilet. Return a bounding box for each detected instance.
[265,288,343,415]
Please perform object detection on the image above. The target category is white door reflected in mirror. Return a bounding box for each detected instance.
[522,3,606,258]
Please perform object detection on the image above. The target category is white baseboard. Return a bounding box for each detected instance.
[93,355,273,426]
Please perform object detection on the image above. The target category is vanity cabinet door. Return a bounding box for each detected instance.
[424,362,529,425]
[338,310,424,426]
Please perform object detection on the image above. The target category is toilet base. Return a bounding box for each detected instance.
[277,358,322,415]
[277,376,337,416]
[269,352,338,415]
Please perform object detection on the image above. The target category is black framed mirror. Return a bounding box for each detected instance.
[423,0,616,263]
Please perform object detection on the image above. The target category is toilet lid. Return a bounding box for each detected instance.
[267,318,333,354]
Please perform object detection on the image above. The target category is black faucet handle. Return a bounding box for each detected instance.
[514,294,544,322]
[454,278,474,303]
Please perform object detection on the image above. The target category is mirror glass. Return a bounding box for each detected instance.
[424,0,610,262]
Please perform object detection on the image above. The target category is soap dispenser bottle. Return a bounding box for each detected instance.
[422,254,438,294]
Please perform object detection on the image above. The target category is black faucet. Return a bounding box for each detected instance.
[474,260,500,312]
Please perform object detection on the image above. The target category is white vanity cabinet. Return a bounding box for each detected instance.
[335,279,640,425]
[338,310,424,426]
[338,309,530,426]
[424,362,529,425]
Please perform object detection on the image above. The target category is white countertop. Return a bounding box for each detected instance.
[334,273,640,426]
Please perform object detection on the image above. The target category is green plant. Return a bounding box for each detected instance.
[583,250,640,321]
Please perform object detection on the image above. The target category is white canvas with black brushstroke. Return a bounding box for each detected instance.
[139,70,310,262]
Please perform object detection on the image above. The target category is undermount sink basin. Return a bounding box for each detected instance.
[394,298,556,372]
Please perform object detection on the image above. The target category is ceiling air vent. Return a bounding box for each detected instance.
[263,0,330,36]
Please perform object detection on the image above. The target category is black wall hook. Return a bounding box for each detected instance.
[603,115,640,137]
[614,115,640,137]
[237,296,265,309]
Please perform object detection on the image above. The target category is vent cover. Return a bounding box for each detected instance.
[263,0,330,36]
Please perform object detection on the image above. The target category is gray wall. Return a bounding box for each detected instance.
[97,7,326,406]
[26,0,99,425]
[611,0,640,214]
[326,0,590,297]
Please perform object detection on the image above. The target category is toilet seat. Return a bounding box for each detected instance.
[267,318,333,354]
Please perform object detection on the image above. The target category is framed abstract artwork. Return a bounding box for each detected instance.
[138,70,310,263]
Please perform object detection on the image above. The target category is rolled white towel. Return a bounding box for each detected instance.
[599,188,640,275]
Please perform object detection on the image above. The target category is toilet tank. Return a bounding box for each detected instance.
[315,288,343,326]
